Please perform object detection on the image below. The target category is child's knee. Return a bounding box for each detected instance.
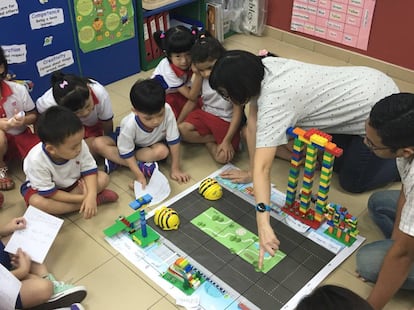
[97,171,110,187]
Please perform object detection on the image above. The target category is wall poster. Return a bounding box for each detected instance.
[290,0,376,50]
[74,0,135,53]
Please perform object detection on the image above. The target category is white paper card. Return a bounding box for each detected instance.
[0,264,21,310]
[5,206,64,263]
[134,164,171,206]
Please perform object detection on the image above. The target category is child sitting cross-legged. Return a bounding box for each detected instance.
[20,106,118,219]
[104,78,190,188]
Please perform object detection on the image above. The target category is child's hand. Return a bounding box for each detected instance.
[8,110,25,127]
[2,217,26,236]
[216,142,235,163]
[170,169,191,184]
[80,194,98,219]
[11,248,31,278]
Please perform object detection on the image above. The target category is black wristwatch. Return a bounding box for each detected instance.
[255,203,271,212]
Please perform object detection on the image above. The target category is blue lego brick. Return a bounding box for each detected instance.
[129,194,153,210]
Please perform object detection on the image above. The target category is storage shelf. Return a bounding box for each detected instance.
[142,0,198,17]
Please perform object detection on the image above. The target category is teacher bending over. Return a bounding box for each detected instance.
[209,50,399,268]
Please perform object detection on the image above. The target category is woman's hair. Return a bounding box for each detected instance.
[190,33,226,64]
[51,71,93,112]
[0,47,8,79]
[296,285,373,310]
[153,25,197,58]
[129,78,166,114]
[369,93,414,152]
[209,50,265,105]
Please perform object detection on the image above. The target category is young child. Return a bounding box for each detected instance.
[152,25,202,124]
[1,216,87,309]
[20,106,118,218]
[0,47,40,191]
[356,93,414,310]
[296,285,373,310]
[178,35,243,164]
[35,71,116,160]
[111,78,190,187]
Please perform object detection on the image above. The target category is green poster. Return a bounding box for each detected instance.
[74,0,135,53]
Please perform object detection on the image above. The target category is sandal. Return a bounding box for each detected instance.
[0,166,15,191]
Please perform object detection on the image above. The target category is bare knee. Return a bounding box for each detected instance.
[97,171,110,190]
[153,144,169,160]
[20,278,53,308]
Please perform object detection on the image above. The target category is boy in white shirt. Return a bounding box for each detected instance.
[106,78,190,187]
[21,106,118,219]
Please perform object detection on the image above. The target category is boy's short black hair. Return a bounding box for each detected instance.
[296,285,373,310]
[369,93,414,152]
[37,106,83,146]
[0,47,9,79]
[129,78,165,114]
[209,50,265,105]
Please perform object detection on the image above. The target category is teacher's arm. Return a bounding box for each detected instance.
[254,145,280,269]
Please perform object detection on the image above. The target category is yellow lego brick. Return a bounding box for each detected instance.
[306,148,317,156]
[317,191,327,199]
[314,213,323,222]
[305,162,316,170]
[293,144,304,152]
[299,206,309,214]
[316,199,326,207]
[301,187,312,195]
[320,174,330,182]
[300,196,310,204]
[298,135,311,144]
[310,134,328,147]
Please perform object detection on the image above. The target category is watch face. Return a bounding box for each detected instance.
[256,203,269,212]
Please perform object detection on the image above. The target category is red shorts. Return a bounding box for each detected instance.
[184,109,240,150]
[84,123,103,139]
[5,127,40,160]
[20,180,79,206]
[166,93,202,119]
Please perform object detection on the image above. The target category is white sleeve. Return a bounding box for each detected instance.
[24,157,55,193]
[91,82,114,121]
[79,140,98,174]
[117,116,137,158]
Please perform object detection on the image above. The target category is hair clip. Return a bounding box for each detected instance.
[200,34,206,39]
[191,29,196,35]
[160,32,165,39]
[59,80,68,88]
[258,49,269,57]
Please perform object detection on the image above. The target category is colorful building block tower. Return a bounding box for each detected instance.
[282,127,343,229]
[325,203,359,245]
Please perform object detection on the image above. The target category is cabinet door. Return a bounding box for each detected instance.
[0,0,81,100]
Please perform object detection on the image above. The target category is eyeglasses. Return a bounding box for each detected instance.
[364,136,391,151]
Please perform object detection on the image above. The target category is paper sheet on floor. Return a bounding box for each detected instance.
[134,164,171,206]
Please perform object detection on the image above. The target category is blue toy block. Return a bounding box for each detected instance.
[129,194,153,210]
